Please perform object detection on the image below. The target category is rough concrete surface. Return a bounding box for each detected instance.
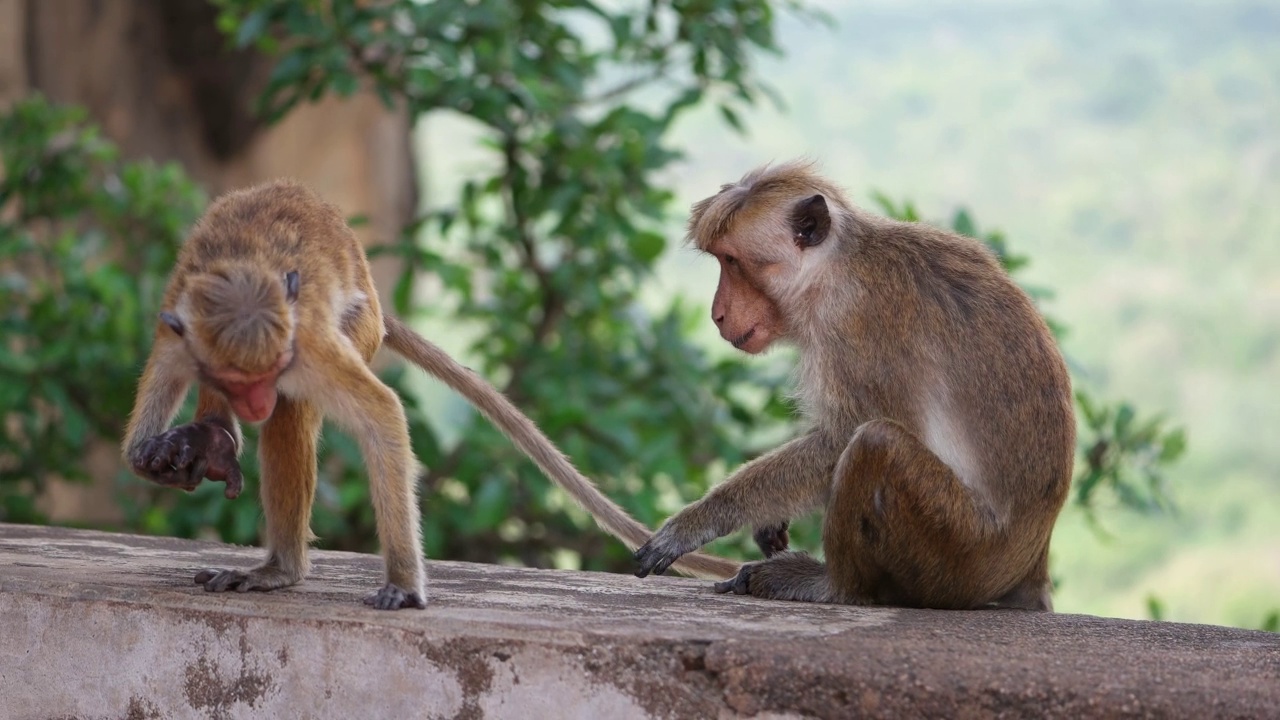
[0,523,1276,719]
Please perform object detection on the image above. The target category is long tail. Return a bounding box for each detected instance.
[383,315,740,580]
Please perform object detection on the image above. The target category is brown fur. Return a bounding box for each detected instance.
[123,179,737,611]
[634,162,1074,610]
[186,265,292,373]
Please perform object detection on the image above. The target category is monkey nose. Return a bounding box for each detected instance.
[713,310,725,325]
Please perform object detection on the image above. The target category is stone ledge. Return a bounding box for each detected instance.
[0,523,1276,719]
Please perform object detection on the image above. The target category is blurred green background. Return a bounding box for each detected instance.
[1,0,1275,630]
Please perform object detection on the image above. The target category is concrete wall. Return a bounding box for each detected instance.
[1,524,1277,719]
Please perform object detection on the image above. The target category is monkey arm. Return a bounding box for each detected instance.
[122,339,192,466]
[123,342,243,498]
[689,430,841,531]
[635,430,840,577]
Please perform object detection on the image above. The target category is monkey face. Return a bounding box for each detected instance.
[159,265,300,423]
[710,249,786,355]
[214,360,289,422]
[193,347,293,423]
[689,164,837,356]
[703,196,833,354]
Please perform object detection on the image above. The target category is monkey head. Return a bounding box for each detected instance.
[687,162,841,354]
[159,264,299,423]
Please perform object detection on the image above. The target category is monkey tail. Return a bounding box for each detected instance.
[383,316,740,580]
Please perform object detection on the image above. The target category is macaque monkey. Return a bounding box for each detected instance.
[634,162,1075,611]
[123,180,738,610]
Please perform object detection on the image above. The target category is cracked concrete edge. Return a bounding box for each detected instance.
[1,523,1278,719]
[1,591,736,720]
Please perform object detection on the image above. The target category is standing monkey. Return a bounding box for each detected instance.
[634,162,1074,611]
[123,180,738,610]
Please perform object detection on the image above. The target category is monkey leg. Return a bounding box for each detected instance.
[358,390,427,610]
[354,382,426,610]
[328,298,426,609]
[719,419,1017,608]
[822,419,1013,609]
[196,396,321,593]
[304,347,426,610]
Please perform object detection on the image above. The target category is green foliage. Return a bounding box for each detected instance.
[211,0,801,568]
[0,96,204,523]
[873,195,1187,524]
[1261,611,1279,634]
[1146,594,1166,622]
[1074,394,1185,524]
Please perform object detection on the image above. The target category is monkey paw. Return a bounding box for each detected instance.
[132,423,243,499]
[752,522,791,558]
[363,583,427,610]
[633,522,704,578]
[195,567,298,593]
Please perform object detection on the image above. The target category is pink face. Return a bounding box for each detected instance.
[708,243,786,355]
[695,187,833,354]
[157,273,300,424]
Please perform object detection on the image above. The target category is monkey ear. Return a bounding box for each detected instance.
[158,311,185,337]
[790,194,831,249]
[284,270,300,302]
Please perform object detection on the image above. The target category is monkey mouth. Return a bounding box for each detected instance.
[730,328,757,349]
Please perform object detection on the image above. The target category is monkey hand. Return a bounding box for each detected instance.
[752,521,791,558]
[130,422,244,499]
[634,516,717,578]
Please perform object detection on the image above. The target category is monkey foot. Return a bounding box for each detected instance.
[194,567,298,593]
[713,562,757,595]
[363,583,426,610]
[712,552,832,603]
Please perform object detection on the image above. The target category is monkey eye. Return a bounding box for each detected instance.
[723,254,738,266]
[284,270,300,302]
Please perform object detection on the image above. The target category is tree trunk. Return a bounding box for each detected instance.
[0,0,418,523]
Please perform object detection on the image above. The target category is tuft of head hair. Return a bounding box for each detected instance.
[186,263,293,373]
[686,160,849,249]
